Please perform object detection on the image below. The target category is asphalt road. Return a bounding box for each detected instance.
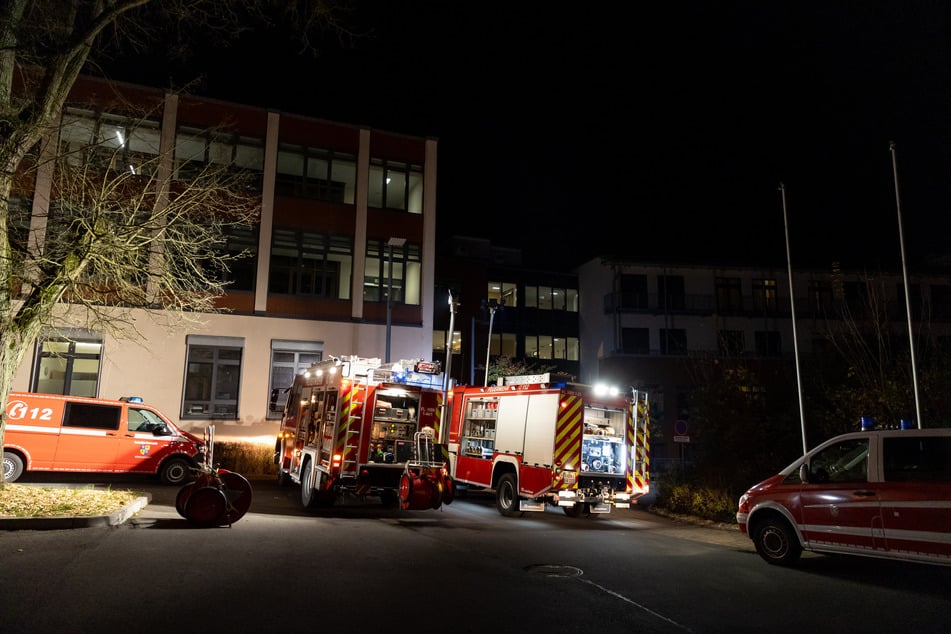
[2,475,949,634]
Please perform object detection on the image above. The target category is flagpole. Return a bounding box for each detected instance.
[780,182,808,453]
[889,142,923,428]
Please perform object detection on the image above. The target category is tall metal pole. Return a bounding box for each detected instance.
[484,305,497,387]
[439,290,456,444]
[890,142,923,428]
[384,237,406,364]
[780,183,808,454]
[385,241,394,363]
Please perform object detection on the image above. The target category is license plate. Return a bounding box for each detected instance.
[562,471,577,485]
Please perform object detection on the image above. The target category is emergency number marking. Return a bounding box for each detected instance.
[6,400,53,421]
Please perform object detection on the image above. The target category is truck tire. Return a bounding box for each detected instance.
[495,473,521,517]
[300,459,319,508]
[160,457,193,485]
[753,516,803,566]
[3,451,25,483]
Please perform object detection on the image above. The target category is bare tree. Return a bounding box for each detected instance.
[0,0,351,484]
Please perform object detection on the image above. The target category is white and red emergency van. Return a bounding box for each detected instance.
[3,391,205,485]
[737,422,951,567]
[445,374,651,517]
[274,356,453,510]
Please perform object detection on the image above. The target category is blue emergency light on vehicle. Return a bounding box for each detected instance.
[120,396,144,403]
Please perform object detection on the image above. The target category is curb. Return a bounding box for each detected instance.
[0,493,152,531]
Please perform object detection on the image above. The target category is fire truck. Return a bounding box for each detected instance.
[274,356,453,511]
[446,374,650,517]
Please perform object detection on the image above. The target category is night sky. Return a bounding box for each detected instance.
[103,2,951,272]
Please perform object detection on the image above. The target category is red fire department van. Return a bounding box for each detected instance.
[3,391,205,485]
[737,423,951,567]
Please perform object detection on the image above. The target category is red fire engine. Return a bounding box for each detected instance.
[446,374,650,517]
[274,356,453,511]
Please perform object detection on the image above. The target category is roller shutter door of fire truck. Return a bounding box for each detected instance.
[522,394,559,467]
[494,394,529,456]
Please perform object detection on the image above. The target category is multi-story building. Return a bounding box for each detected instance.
[432,236,580,387]
[10,74,439,442]
[578,256,951,473]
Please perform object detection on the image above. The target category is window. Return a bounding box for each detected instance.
[523,284,577,311]
[489,332,519,357]
[754,331,782,357]
[270,229,353,299]
[267,341,322,420]
[658,275,685,310]
[621,328,650,354]
[566,288,579,312]
[275,144,356,203]
[883,436,951,482]
[524,334,576,360]
[433,330,462,354]
[716,277,743,313]
[752,278,778,315]
[808,438,869,483]
[842,281,869,316]
[175,126,265,183]
[59,108,162,177]
[718,330,745,356]
[32,335,103,397]
[363,240,421,305]
[501,333,519,357]
[182,336,244,419]
[807,281,835,315]
[221,226,258,292]
[62,402,121,430]
[367,159,424,212]
[620,274,648,310]
[659,329,687,355]
[487,281,517,308]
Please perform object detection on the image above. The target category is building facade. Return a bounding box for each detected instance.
[11,74,439,442]
[577,256,951,474]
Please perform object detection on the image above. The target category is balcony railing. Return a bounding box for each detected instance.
[603,292,951,322]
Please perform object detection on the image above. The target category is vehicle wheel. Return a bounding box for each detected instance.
[399,472,414,510]
[175,482,196,518]
[3,451,24,483]
[495,473,521,517]
[160,457,193,485]
[753,517,803,566]
[219,471,253,524]
[184,486,227,527]
[276,469,291,487]
[563,503,592,518]
[300,459,319,508]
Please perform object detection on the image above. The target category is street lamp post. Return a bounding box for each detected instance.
[481,299,504,386]
[385,237,406,363]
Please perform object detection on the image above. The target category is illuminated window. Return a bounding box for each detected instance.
[367,159,424,213]
[433,329,462,354]
[487,281,517,307]
[267,341,322,420]
[32,335,103,397]
[363,240,421,305]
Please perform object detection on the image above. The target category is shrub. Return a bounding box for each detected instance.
[210,441,278,479]
[653,478,738,524]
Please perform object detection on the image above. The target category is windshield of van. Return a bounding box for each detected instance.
[129,408,170,434]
